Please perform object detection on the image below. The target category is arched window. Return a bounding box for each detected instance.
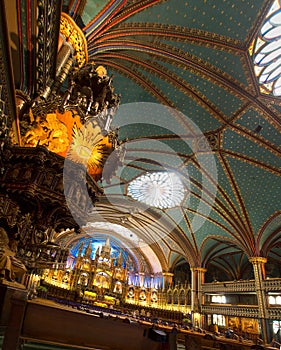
[167,291,172,304]
[179,290,185,305]
[186,289,191,304]
[173,290,179,304]
[250,0,281,96]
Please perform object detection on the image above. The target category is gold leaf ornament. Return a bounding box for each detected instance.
[68,122,105,170]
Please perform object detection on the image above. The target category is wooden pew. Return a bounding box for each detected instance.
[2,298,164,350]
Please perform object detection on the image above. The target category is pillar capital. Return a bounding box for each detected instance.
[190,267,207,273]
[249,257,267,264]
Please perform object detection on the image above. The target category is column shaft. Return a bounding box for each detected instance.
[249,257,269,344]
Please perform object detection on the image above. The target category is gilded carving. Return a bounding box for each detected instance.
[193,132,219,152]
[0,227,26,283]
[22,112,70,154]
[60,13,88,68]
[249,257,267,264]
[0,195,19,227]
[35,1,61,95]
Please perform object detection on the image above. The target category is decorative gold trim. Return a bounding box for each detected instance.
[162,272,174,276]
[60,12,88,68]
[190,267,207,273]
[249,257,267,264]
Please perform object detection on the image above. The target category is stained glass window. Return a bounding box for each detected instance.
[70,237,128,266]
[250,0,281,96]
[127,171,185,209]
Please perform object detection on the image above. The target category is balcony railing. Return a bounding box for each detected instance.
[202,304,281,319]
[202,280,256,293]
[267,307,281,319]
[202,278,281,294]
[201,304,259,317]
[263,278,281,292]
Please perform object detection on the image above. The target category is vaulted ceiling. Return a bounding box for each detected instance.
[1,0,280,281]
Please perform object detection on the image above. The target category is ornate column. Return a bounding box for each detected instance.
[52,38,74,94]
[0,2,20,144]
[249,257,269,344]
[190,267,206,327]
[48,13,88,97]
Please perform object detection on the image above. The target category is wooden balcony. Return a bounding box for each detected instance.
[201,304,259,318]
[202,280,256,293]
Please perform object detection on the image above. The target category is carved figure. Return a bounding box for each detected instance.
[0,227,27,283]
[66,63,120,119]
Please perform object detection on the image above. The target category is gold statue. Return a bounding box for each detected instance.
[0,228,27,283]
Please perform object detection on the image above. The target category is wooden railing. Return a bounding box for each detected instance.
[202,280,256,293]
[263,278,281,292]
[201,304,259,318]
[267,306,281,319]
[202,278,281,293]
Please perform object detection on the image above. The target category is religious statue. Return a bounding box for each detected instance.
[0,227,27,283]
[66,63,120,121]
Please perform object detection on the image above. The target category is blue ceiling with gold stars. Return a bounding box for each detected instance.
[2,0,281,280]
